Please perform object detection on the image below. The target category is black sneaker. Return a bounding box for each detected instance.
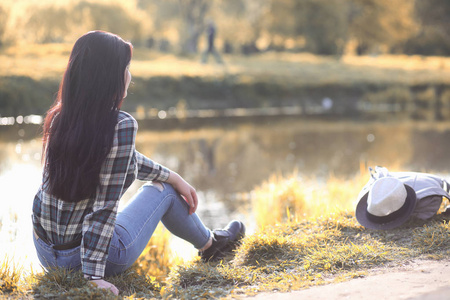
[200,220,245,262]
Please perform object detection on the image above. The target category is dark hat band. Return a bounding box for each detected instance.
[365,199,410,224]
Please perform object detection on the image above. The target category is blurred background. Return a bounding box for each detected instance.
[1,0,450,269]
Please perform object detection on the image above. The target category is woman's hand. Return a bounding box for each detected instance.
[89,279,119,295]
[166,171,198,215]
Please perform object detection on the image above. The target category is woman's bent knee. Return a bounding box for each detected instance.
[143,181,165,192]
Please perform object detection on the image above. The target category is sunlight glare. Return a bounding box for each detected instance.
[0,163,43,272]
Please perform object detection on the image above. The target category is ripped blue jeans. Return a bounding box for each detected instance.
[33,182,211,276]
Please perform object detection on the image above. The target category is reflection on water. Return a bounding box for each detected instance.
[3,118,450,269]
[136,120,450,197]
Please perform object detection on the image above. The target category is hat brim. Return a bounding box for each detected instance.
[355,184,417,230]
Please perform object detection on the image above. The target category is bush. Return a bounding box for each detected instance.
[0,76,57,116]
[362,86,413,119]
[412,87,437,120]
[299,0,347,56]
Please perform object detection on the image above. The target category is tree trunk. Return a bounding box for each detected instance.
[178,0,209,54]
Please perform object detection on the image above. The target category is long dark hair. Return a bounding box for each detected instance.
[43,31,132,202]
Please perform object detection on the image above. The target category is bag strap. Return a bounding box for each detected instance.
[369,166,376,179]
[443,179,450,193]
[369,166,389,180]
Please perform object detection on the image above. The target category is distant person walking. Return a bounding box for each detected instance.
[32,31,244,296]
[201,20,223,64]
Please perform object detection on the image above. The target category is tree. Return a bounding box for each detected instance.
[268,0,348,55]
[267,0,297,46]
[139,0,209,54]
[21,2,146,44]
[212,0,270,54]
[0,5,8,47]
[240,0,270,53]
[24,5,70,43]
[72,1,144,44]
[398,0,450,56]
[299,0,348,55]
[177,0,210,54]
[415,0,450,40]
[348,0,417,54]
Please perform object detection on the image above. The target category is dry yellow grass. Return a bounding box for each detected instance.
[0,256,28,297]
[132,224,182,281]
[252,167,370,228]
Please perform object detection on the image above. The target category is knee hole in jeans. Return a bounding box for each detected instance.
[152,182,164,192]
[144,181,165,192]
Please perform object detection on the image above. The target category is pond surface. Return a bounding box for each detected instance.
[2,117,450,269]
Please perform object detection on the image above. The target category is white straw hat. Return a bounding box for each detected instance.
[356,177,417,230]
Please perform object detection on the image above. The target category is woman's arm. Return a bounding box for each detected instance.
[135,151,198,214]
[134,149,198,214]
[166,171,198,215]
[134,150,170,182]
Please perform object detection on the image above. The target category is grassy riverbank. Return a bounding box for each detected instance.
[3,212,450,299]
[2,44,450,117]
[2,169,450,299]
[3,44,450,85]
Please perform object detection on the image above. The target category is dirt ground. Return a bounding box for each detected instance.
[246,259,450,300]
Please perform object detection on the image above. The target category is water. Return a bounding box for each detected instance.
[3,117,450,270]
[0,139,42,272]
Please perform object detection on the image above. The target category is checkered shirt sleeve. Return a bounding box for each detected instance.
[135,150,170,182]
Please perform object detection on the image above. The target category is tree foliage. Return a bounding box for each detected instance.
[72,1,144,43]
[0,5,9,47]
[25,6,71,43]
[176,0,210,54]
[415,0,450,39]
[299,0,348,55]
[0,0,449,56]
[349,0,417,54]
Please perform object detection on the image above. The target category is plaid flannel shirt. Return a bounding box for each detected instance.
[32,111,170,277]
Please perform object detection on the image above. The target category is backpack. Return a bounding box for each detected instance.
[357,166,450,220]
